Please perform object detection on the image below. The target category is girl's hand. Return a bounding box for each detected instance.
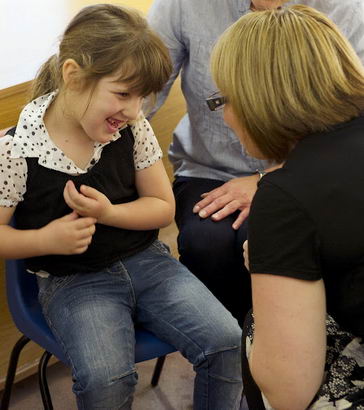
[63,180,112,220]
[39,211,96,255]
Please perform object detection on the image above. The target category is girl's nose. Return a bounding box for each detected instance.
[124,96,143,120]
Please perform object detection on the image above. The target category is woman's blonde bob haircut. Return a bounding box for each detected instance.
[31,4,172,102]
[211,5,364,163]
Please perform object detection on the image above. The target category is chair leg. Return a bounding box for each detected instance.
[151,355,166,387]
[38,351,53,410]
[0,335,30,410]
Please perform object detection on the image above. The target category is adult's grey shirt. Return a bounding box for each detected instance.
[148,0,364,181]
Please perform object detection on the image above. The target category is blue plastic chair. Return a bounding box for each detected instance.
[1,257,176,410]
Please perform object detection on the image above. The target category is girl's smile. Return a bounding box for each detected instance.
[105,117,127,134]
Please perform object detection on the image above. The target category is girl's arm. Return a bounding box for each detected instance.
[0,205,96,259]
[0,206,38,258]
[63,159,175,230]
[249,273,326,410]
[0,128,11,137]
[102,159,175,229]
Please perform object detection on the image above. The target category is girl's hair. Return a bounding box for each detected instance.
[211,5,364,163]
[30,4,172,101]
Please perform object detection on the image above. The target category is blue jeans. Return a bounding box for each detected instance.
[37,240,243,409]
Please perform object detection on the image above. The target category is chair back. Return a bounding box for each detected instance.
[5,258,68,362]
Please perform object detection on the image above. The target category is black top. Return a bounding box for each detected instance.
[248,115,364,338]
[10,126,158,276]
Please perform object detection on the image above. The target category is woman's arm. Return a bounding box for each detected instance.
[63,159,175,230]
[245,175,327,409]
[249,273,326,410]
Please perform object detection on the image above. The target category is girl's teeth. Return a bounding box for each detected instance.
[109,119,118,127]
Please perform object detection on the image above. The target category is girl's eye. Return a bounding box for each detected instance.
[117,92,129,98]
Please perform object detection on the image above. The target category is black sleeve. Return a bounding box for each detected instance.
[248,180,322,281]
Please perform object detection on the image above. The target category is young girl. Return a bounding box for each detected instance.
[0,5,242,409]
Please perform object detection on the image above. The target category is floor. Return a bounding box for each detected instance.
[5,353,249,409]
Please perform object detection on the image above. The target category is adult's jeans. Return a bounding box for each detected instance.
[173,176,252,326]
[37,240,243,410]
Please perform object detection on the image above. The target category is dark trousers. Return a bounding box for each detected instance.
[173,176,252,326]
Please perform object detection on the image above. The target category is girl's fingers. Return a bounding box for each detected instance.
[80,185,101,200]
[77,225,96,239]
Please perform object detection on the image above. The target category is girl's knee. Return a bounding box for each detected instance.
[198,347,242,383]
[205,308,243,351]
[190,321,242,369]
[75,363,138,393]
[74,368,138,408]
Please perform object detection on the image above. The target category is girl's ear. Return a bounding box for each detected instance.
[62,58,83,90]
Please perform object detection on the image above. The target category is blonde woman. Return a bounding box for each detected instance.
[210,5,364,409]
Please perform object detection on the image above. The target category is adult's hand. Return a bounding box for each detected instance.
[192,175,259,230]
[192,164,282,229]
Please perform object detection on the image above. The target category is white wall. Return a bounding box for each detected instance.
[0,0,70,89]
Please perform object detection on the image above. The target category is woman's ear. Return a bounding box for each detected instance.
[62,58,83,90]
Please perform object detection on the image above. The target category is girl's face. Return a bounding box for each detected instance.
[223,103,264,159]
[73,72,143,144]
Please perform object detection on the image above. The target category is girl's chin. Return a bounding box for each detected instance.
[89,131,115,144]
[101,133,116,142]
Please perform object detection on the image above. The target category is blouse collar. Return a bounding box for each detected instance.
[11,91,123,174]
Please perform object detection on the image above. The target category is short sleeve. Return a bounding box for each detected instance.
[131,117,163,170]
[248,180,322,281]
[0,134,27,207]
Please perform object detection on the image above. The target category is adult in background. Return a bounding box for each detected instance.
[211,4,364,408]
[148,0,364,325]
